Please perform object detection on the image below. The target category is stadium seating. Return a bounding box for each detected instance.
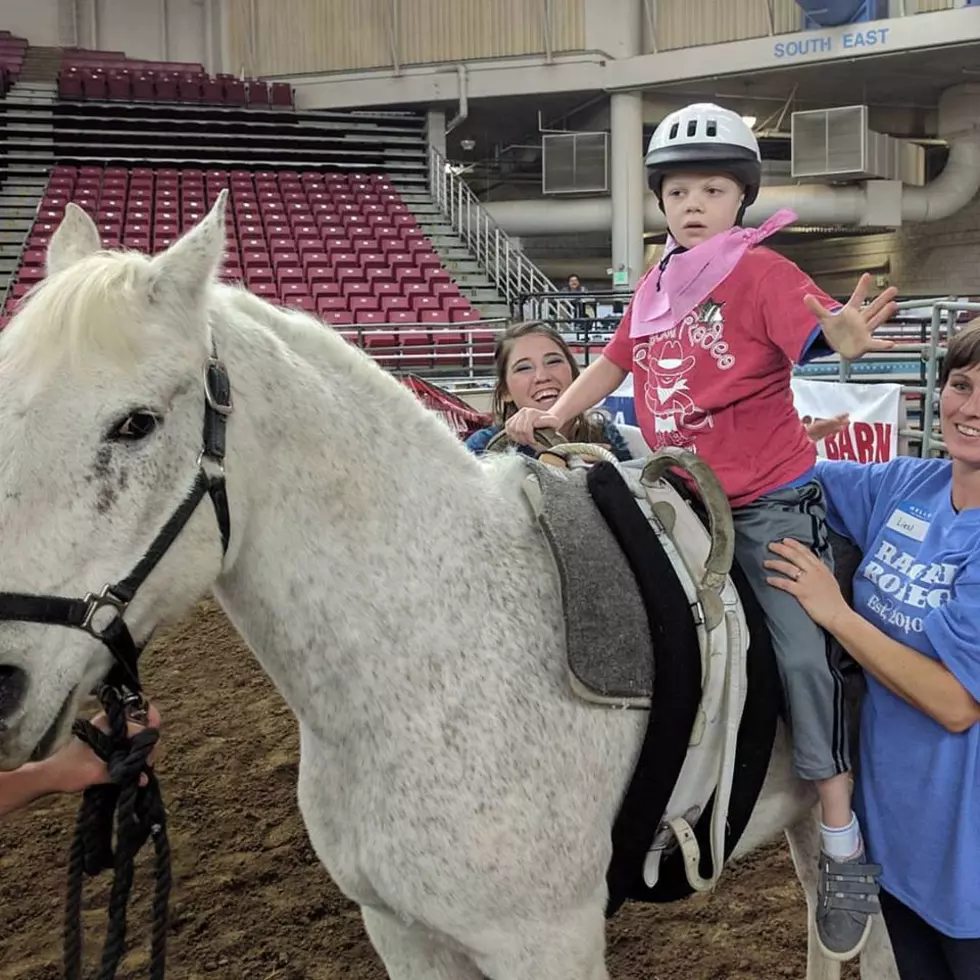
[0,31,28,91]
[56,48,292,108]
[2,167,489,371]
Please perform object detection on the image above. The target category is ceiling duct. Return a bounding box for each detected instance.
[791,106,926,185]
[541,131,609,195]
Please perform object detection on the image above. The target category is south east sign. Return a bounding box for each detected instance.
[773,26,891,60]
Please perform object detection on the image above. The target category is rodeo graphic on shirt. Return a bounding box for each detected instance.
[861,503,956,635]
[633,299,735,450]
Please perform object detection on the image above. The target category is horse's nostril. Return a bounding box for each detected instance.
[0,665,28,724]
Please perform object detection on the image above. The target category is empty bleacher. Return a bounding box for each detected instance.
[1,41,512,378]
[3,164,497,373]
[56,46,293,108]
[0,31,28,95]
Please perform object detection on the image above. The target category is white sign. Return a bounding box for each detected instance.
[601,377,906,463]
[790,378,906,463]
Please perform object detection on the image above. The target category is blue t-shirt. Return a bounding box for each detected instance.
[816,456,980,938]
[465,420,633,462]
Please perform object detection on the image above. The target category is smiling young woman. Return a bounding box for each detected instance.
[464,321,633,460]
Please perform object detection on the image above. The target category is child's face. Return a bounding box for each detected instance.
[662,173,745,248]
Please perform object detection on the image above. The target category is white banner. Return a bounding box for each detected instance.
[790,378,906,463]
[601,377,906,463]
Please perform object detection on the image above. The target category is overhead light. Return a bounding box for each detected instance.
[741,115,757,129]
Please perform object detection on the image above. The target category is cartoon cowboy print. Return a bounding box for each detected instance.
[634,298,732,450]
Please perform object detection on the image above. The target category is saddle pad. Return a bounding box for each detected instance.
[521,459,654,706]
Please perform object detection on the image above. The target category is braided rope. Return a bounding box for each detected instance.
[63,686,170,980]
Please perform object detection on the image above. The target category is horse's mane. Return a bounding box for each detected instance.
[0,249,154,384]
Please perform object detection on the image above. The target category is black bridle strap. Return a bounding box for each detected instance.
[114,471,218,602]
[0,593,89,628]
[0,351,233,697]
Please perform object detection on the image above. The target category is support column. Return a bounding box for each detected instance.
[610,91,645,291]
[426,109,447,157]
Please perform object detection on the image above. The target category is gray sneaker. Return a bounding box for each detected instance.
[815,849,882,961]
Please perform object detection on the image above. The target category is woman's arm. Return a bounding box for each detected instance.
[0,704,162,820]
[828,606,980,734]
[0,763,61,818]
[766,538,980,734]
[0,737,107,818]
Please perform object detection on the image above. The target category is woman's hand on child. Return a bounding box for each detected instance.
[504,407,562,448]
[803,273,899,360]
[764,538,850,631]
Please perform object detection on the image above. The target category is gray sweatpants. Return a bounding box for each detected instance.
[732,479,850,782]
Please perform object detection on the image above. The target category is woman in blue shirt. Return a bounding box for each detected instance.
[465,321,633,461]
[764,321,980,980]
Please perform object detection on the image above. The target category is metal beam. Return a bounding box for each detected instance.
[160,0,169,61]
[642,0,659,53]
[541,0,553,63]
[387,0,401,75]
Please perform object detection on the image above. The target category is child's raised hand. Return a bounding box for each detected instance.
[803,273,899,360]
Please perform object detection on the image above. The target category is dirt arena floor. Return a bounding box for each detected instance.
[0,599,860,979]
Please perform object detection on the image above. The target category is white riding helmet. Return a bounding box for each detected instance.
[645,103,761,209]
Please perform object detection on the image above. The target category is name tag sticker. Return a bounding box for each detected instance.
[886,507,930,542]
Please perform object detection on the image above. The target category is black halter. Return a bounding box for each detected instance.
[0,348,233,697]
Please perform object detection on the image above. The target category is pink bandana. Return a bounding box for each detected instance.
[630,208,798,339]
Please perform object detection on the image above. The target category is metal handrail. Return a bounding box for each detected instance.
[427,146,573,319]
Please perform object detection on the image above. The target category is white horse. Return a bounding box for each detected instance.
[0,194,898,980]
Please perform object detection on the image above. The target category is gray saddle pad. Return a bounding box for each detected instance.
[522,460,654,706]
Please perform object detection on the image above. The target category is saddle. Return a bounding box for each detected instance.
[500,437,781,912]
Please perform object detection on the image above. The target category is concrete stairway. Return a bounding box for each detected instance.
[397,188,511,321]
[17,46,63,85]
[0,80,56,300]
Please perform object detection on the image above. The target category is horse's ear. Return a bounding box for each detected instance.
[146,189,227,320]
[46,203,102,276]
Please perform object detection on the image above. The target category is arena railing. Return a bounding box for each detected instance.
[427,147,573,318]
[343,318,510,383]
[832,297,980,458]
[495,290,980,459]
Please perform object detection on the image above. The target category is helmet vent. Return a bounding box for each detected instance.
[706,119,717,137]
[686,119,697,138]
[669,122,679,140]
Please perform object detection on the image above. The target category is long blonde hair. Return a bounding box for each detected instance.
[490,321,610,443]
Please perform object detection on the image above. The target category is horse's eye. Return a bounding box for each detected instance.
[109,412,161,441]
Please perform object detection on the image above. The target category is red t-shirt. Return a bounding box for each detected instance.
[604,246,838,507]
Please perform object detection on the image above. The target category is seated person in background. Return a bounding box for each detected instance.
[465,321,632,461]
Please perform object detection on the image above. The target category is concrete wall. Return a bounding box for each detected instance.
[74,0,215,69]
[2,0,70,45]
[2,0,221,72]
[225,0,586,77]
[777,191,980,298]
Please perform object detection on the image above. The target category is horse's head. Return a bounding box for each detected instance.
[0,193,232,768]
